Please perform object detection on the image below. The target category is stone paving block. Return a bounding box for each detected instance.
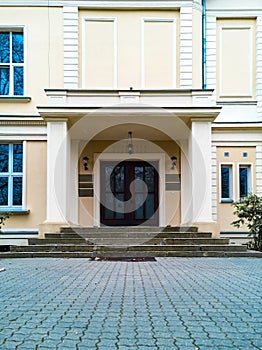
[252,339,262,348]
[135,338,156,347]
[1,339,24,349]
[17,340,39,349]
[211,338,235,347]
[38,343,61,350]
[0,258,261,350]
[78,339,98,348]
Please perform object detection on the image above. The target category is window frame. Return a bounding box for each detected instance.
[219,163,234,203]
[238,163,252,199]
[0,25,27,97]
[0,142,26,211]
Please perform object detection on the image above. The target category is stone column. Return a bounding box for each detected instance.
[189,118,219,236]
[68,140,80,225]
[39,119,69,237]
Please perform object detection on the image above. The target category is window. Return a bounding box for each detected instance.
[0,144,23,209]
[239,165,251,198]
[221,165,233,202]
[0,30,24,96]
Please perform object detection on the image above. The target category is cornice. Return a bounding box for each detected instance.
[0,121,46,126]
[0,115,46,126]
[0,0,201,9]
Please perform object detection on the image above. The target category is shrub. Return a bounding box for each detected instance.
[231,194,262,251]
[0,212,11,231]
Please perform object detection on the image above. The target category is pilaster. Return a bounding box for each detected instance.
[180,7,193,88]
[257,15,262,116]
[190,119,219,236]
[63,6,79,88]
[39,119,69,237]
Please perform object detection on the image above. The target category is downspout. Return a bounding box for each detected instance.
[202,0,207,89]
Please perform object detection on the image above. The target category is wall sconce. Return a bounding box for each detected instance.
[170,156,177,170]
[82,156,89,171]
[127,131,134,155]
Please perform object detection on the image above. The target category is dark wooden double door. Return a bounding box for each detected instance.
[100,161,159,226]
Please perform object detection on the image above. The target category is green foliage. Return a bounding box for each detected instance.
[0,212,11,231]
[231,194,262,251]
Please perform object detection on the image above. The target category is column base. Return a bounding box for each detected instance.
[38,221,70,239]
[192,221,220,238]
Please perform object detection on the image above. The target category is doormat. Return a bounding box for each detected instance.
[90,257,157,262]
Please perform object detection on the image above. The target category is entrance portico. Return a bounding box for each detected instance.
[37,89,221,237]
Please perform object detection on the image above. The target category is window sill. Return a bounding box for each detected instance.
[0,209,30,215]
[0,96,31,103]
[220,199,233,203]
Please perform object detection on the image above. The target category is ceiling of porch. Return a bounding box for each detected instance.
[93,123,172,141]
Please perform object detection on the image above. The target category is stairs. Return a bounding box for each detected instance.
[0,226,261,258]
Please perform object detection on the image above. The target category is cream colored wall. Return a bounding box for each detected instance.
[156,141,181,227]
[217,146,256,232]
[192,8,202,88]
[216,18,256,100]
[144,21,174,88]
[5,141,47,230]
[78,139,181,227]
[0,7,64,114]
[79,10,180,90]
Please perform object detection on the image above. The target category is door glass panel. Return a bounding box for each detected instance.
[104,193,114,219]
[105,165,114,192]
[134,166,144,191]
[145,166,155,192]
[0,177,9,205]
[114,166,124,192]
[145,193,155,219]
[0,144,9,172]
[115,193,124,219]
[135,194,144,219]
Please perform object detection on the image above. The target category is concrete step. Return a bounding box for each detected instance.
[11,243,246,253]
[85,238,230,246]
[44,232,212,240]
[1,250,262,259]
[28,238,88,245]
[38,237,226,246]
[60,226,199,234]
[44,232,83,239]
[81,232,212,239]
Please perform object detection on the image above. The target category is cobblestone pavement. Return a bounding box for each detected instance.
[0,258,261,350]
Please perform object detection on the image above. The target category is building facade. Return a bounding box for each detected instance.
[0,0,262,237]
